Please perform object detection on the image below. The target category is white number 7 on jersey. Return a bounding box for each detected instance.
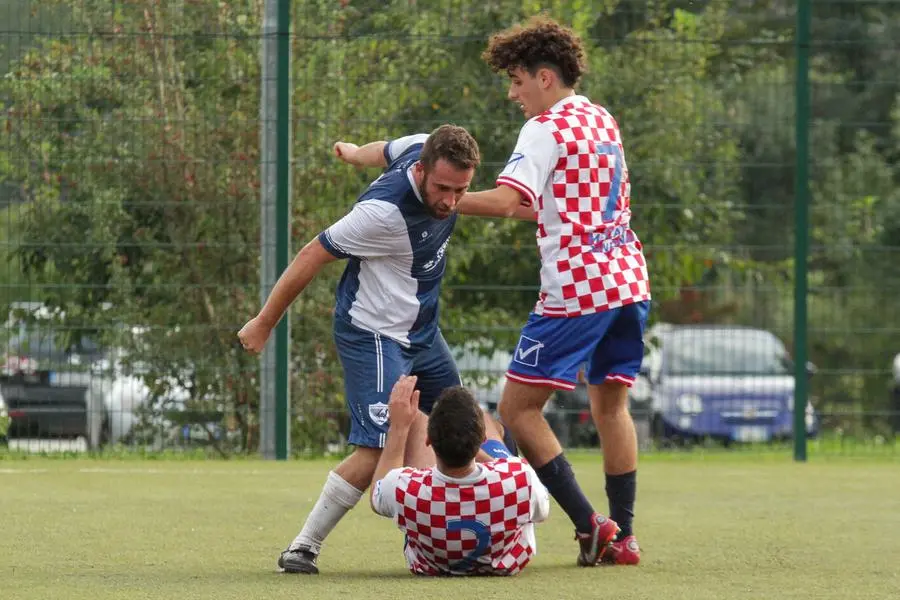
[595,142,624,223]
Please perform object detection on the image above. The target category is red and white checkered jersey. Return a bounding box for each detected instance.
[497,95,651,317]
[372,458,550,576]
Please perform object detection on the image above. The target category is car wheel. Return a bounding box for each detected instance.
[99,416,112,447]
[651,414,684,450]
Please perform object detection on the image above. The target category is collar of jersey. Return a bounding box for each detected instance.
[432,463,486,485]
[547,94,591,113]
[406,165,425,205]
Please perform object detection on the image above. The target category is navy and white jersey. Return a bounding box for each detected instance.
[318,134,457,349]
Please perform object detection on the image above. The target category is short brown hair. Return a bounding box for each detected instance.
[418,124,481,172]
[482,15,587,88]
[427,386,485,469]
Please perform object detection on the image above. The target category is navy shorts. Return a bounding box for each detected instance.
[334,318,460,449]
[506,300,651,390]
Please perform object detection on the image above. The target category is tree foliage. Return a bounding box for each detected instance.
[1,0,899,451]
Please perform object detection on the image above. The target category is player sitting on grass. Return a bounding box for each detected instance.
[370,375,550,576]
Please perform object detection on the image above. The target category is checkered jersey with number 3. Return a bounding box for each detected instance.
[377,458,545,576]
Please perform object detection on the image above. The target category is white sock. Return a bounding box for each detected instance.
[289,471,364,555]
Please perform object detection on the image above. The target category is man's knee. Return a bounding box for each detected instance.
[498,393,531,428]
[335,446,382,490]
[344,445,381,460]
[499,381,551,427]
[589,380,631,421]
[497,398,515,429]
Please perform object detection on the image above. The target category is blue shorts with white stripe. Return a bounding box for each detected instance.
[333,317,460,449]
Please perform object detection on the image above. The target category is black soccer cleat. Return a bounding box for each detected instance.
[277,547,319,574]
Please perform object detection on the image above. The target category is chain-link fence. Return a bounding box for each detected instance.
[1,0,898,456]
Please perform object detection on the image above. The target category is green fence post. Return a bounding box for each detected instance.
[274,0,292,461]
[793,0,811,462]
[260,0,291,460]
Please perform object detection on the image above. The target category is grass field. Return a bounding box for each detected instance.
[3,452,899,600]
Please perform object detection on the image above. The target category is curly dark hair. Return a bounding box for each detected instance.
[419,124,481,172]
[481,15,587,88]
[427,386,485,469]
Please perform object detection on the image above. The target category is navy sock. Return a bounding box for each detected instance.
[605,470,636,538]
[500,422,519,457]
[534,454,595,533]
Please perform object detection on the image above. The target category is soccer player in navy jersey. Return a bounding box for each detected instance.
[239,124,529,574]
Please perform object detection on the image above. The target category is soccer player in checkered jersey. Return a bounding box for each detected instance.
[459,16,650,566]
[371,375,550,576]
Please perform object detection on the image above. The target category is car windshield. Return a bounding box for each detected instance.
[7,330,102,361]
[7,331,65,361]
[663,329,792,376]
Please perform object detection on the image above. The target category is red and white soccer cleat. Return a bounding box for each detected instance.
[601,535,641,566]
[575,513,620,566]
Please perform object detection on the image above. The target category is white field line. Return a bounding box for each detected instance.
[0,466,288,475]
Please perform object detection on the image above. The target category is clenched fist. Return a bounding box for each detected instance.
[333,141,360,165]
[237,317,272,354]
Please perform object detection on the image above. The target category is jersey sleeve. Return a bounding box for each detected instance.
[372,467,407,518]
[524,463,551,523]
[317,199,407,259]
[383,133,429,164]
[496,119,558,207]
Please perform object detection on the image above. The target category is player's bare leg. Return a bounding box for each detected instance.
[589,381,637,474]
[333,446,382,490]
[483,409,505,442]
[589,380,640,565]
[498,380,560,464]
[279,447,378,574]
[474,408,517,462]
[499,380,618,566]
[281,417,436,574]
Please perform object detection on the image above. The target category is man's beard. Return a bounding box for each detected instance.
[419,173,451,220]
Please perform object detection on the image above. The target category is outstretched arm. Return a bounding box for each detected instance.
[238,238,336,353]
[461,119,556,222]
[336,133,430,171]
[256,237,336,327]
[334,141,389,168]
[370,376,421,514]
[458,185,536,221]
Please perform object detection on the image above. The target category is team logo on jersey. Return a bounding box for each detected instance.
[513,335,544,367]
[589,226,633,253]
[369,402,390,426]
[422,238,450,272]
[504,152,525,174]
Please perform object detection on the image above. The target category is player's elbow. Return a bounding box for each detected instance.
[299,238,337,270]
[368,490,383,516]
[496,185,527,217]
[298,238,321,258]
[536,498,551,523]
